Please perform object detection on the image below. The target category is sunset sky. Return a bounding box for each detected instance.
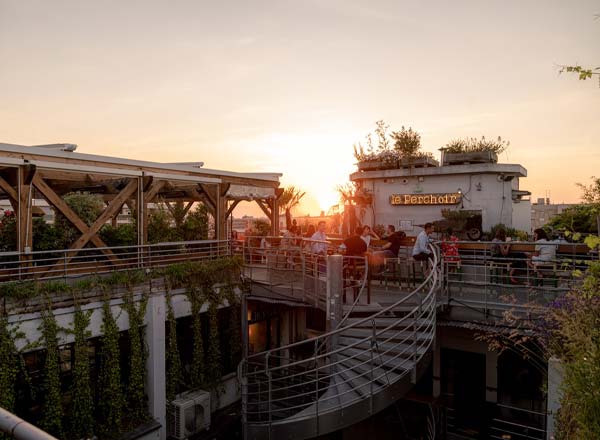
[1,0,599,216]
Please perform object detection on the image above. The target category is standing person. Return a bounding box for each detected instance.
[310,221,329,255]
[360,225,380,248]
[343,226,368,257]
[412,223,434,261]
[441,227,461,268]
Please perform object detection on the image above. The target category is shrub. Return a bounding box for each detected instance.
[444,136,509,155]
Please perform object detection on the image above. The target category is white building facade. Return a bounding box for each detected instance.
[350,162,531,236]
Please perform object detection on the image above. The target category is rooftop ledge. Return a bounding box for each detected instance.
[350,163,527,181]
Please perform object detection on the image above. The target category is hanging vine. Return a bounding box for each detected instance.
[205,300,222,389]
[39,306,64,439]
[188,286,205,389]
[0,256,243,438]
[69,300,94,439]
[97,288,124,438]
[0,315,25,440]
[122,278,149,423]
[165,284,183,402]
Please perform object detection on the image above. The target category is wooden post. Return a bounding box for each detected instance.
[18,166,34,255]
[270,198,279,236]
[216,183,229,240]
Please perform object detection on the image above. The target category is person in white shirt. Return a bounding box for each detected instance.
[310,221,329,255]
[530,228,556,263]
[360,225,380,248]
[412,223,434,261]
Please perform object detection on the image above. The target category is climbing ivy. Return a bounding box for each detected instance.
[0,316,20,412]
[97,290,124,438]
[69,301,94,439]
[188,286,205,389]
[165,285,183,402]
[122,281,149,422]
[205,301,222,388]
[0,256,243,438]
[39,306,64,439]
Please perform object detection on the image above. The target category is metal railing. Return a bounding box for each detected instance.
[237,236,369,310]
[439,240,593,312]
[0,240,231,284]
[0,407,58,440]
[240,243,440,436]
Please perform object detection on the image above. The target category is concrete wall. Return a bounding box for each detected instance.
[352,164,529,234]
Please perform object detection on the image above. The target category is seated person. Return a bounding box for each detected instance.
[491,228,511,262]
[370,225,406,269]
[531,228,556,264]
[342,226,368,257]
[360,225,380,248]
[412,223,434,261]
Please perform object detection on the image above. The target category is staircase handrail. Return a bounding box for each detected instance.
[245,243,438,366]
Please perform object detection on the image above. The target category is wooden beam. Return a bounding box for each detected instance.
[198,184,218,211]
[143,179,165,204]
[0,174,17,202]
[68,179,138,253]
[220,183,231,197]
[226,200,241,218]
[32,174,119,262]
[183,201,194,216]
[255,199,272,219]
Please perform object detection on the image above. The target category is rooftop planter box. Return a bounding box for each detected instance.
[357,156,439,171]
[442,150,498,166]
[398,156,439,169]
[356,159,397,171]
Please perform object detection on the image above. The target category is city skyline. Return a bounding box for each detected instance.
[1,0,599,216]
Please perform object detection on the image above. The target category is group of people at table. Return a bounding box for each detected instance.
[302,221,559,284]
[275,219,560,284]
[331,222,436,277]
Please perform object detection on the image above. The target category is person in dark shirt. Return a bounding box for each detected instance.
[343,227,368,256]
[372,225,406,267]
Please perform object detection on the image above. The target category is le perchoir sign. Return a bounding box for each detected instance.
[389,193,462,206]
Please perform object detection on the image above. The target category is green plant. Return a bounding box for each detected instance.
[55,192,105,247]
[166,286,183,402]
[147,207,173,243]
[39,307,64,438]
[181,204,209,241]
[444,136,509,155]
[546,262,600,438]
[99,223,137,247]
[391,126,422,159]
[97,290,125,438]
[122,282,149,422]
[69,302,94,439]
[188,286,205,389]
[0,317,21,413]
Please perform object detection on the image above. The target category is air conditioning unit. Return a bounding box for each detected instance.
[167,389,211,439]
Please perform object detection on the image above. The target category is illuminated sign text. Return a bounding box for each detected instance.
[389,193,461,206]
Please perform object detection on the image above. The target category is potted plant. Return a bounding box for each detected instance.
[392,126,439,168]
[441,136,509,166]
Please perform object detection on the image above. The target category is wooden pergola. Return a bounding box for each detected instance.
[0,143,282,259]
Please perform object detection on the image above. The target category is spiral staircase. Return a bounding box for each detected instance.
[240,245,440,440]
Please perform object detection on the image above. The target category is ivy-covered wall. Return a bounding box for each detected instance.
[0,256,243,440]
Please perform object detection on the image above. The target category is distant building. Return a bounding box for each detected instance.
[530,198,577,231]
